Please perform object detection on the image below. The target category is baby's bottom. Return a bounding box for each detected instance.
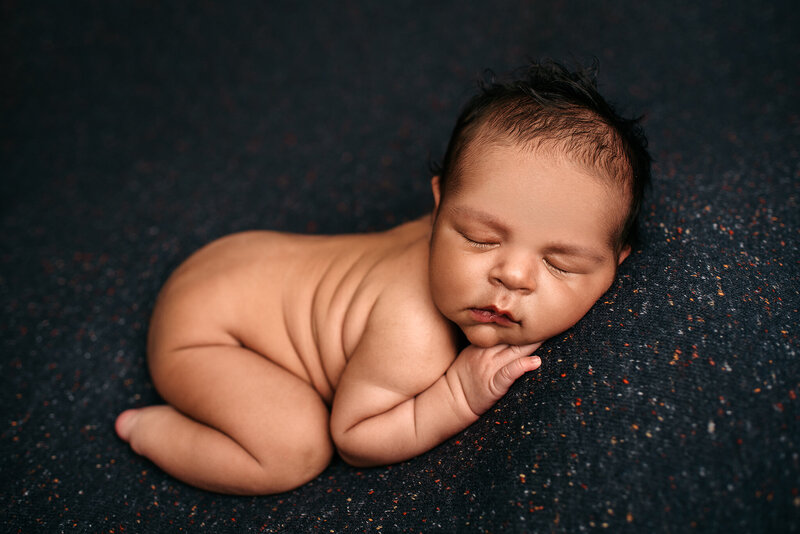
[115,344,333,495]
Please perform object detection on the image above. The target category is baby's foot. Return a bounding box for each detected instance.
[115,408,141,442]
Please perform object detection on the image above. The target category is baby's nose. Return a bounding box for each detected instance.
[491,256,536,293]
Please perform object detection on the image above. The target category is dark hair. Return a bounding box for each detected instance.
[433,59,651,250]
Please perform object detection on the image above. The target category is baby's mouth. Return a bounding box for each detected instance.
[469,307,519,326]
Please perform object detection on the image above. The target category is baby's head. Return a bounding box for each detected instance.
[428,60,651,348]
[434,59,650,254]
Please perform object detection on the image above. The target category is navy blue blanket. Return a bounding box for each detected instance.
[3,1,798,531]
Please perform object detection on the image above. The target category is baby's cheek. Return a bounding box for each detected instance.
[430,276,466,322]
[556,297,601,333]
[528,297,594,341]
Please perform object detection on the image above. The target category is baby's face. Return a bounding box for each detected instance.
[429,141,631,348]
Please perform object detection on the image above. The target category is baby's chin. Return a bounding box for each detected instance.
[462,326,542,349]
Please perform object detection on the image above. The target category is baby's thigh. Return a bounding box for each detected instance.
[146,276,332,470]
[153,343,333,474]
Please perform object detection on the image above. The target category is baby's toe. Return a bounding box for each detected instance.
[115,409,140,442]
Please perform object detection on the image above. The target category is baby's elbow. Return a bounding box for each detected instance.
[335,444,376,468]
[329,418,383,468]
[329,428,369,467]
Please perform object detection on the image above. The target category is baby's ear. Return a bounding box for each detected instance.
[431,176,442,213]
[617,245,631,266]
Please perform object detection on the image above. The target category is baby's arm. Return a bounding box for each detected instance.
[330,298,541,467]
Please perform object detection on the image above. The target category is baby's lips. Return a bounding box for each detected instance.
[488,305,518,323]
[470,306,520,326]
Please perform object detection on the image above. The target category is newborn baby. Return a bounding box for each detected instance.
[116,60,651,495]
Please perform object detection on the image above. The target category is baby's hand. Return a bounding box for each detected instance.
[448,343,542,417]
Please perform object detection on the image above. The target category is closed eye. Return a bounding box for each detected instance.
[543,258,571,275]
[461,234,497,250]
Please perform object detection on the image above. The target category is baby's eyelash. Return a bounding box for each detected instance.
[462,235,495,250]
[543,258,570,275]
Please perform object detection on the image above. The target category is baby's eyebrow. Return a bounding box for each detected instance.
[543,243,608,263]
[448,205,509,233]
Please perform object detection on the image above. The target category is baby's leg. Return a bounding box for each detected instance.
[115,345,333,495]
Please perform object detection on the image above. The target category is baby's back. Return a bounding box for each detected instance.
[147,217,435,403]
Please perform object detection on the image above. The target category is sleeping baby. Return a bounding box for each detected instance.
[115,60,651,494]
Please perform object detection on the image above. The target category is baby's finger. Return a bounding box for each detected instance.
[491,355,542,395]
[510,342,542,355]
[493,342,542,365]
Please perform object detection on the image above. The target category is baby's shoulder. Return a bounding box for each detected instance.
[364,239,457,357]
[343,244,457,389]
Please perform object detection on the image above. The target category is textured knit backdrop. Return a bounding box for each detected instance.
[2,1,799,532]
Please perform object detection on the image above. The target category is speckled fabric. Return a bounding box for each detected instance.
[2,1,798,532]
